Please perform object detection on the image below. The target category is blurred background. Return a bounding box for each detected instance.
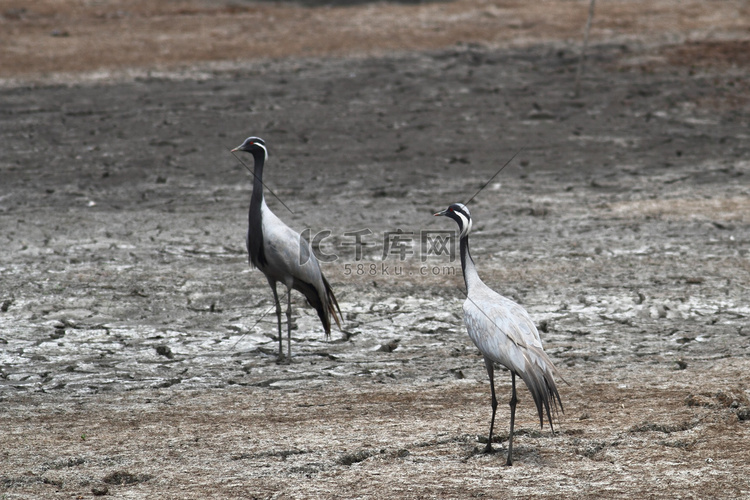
[2,0,749,81]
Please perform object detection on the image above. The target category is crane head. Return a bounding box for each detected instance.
[434,203,472,238]
[232,136,268,162]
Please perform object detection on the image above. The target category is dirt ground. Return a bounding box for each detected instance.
[1,0,750,498]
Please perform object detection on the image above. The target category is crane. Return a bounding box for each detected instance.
[435,202,563,465]
[232,136,341,362]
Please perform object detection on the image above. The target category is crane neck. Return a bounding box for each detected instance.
[459,235,481,293]
[247,151,268,269]
[249,153,266,213]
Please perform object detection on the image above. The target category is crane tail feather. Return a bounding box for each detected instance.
[293,274,342,341]
[323,274,342,333]
[518,347,565,432]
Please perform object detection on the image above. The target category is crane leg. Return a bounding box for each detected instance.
[483,358,498,454]
[285,288,293,362]
[506,372,518,466]
[269,281,283,361]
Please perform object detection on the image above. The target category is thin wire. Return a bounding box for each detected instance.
[575,0,596,98]
[463,147,524,206]
[457,285,569,391]
[231,149,295,215]
[229,302,278,351]
[455,287,524,348]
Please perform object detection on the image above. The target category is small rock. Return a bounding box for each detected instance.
[378,339,400,352]
[673,359,687,370]
[155,378,181,389]
[155,345,174,359]
[102,471,152,485]
[712,221,734,230]
[338,450,373,466]
[92,485,108,496]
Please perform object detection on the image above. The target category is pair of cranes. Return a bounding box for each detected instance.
[232,136,563,466]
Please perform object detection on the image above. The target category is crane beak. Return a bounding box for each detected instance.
[434,209,448,217]
[231,147,241,152]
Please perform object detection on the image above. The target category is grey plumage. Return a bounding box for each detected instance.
[233,136,341,361]
[435,202,563,466]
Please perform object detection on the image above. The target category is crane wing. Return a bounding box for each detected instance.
[258,205,341,334]
[462,286,560,380]
[463,292,563,428]
[260,208,324,288]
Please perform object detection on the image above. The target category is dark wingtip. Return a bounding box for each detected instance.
[323,275,342,331]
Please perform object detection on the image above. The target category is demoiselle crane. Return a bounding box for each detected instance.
[435,202,563,465]
[232,136,341,362]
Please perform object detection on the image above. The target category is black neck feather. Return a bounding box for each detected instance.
[247,153,267,268]
[459,235,471,290]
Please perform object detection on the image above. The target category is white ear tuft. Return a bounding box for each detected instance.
[455,210,472,238]
[256,142,268,162]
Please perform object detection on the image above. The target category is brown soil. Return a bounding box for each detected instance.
[2,0,750,80]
